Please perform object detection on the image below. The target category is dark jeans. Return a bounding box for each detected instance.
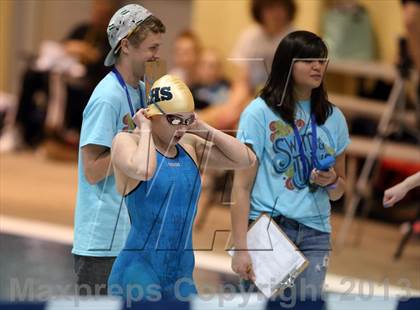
[73,254,116,295]
[240,215,331,301]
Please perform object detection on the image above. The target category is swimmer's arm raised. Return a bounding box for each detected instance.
[111,123,157,181]
[188,118,256,170]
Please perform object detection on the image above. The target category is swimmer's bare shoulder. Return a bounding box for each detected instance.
[179,133,199,166]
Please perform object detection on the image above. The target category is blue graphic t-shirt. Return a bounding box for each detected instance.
[237,97,350,232]
[72,72,145,256]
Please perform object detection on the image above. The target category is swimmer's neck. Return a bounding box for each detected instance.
[152,133,177,157]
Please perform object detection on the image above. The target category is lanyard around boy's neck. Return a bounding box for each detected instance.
[112,67,145,116]
[292,113,318,182]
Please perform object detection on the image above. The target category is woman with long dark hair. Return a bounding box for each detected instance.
[230,31,350,299]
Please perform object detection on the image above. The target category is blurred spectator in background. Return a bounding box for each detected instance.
[402,0,420,106]
[191,48,230,110]
[231,0,296,93]
[169,30,201,87]
[9,0,116,150]
[322,0,375,61]
[191,48,231,230]
[200,0,296,129]
[60,0,116,128]
[402,0,420,76]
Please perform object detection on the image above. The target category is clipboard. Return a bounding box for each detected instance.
[227,213,309,298]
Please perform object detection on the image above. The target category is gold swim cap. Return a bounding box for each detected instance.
[145,75,195,117]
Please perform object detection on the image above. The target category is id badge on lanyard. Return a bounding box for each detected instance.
[292,113,318,184]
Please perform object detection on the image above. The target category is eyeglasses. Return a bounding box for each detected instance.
[153,102,195,126]
[165,114,195,126]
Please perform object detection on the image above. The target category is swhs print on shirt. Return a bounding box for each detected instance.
[269,117,335,191]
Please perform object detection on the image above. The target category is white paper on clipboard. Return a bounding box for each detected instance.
[228,213,308,298]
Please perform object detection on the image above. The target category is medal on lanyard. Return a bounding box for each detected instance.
[112,67,146,117]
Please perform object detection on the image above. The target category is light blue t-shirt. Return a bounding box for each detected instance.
[237,97,350,233]
[72,72,146,257]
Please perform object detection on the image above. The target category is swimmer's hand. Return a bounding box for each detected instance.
[186,113,205,134]
[133,109,151,129]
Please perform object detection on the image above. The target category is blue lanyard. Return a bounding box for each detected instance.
[292,113,317,182]
[112,67,145,116]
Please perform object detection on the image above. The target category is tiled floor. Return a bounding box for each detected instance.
[0,233,76,300]
[0,232,240,301]
[1,152,419,302]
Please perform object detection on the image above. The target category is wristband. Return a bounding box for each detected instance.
[325,176,339,190]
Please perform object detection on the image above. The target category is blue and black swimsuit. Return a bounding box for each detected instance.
[108,144,201,300]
